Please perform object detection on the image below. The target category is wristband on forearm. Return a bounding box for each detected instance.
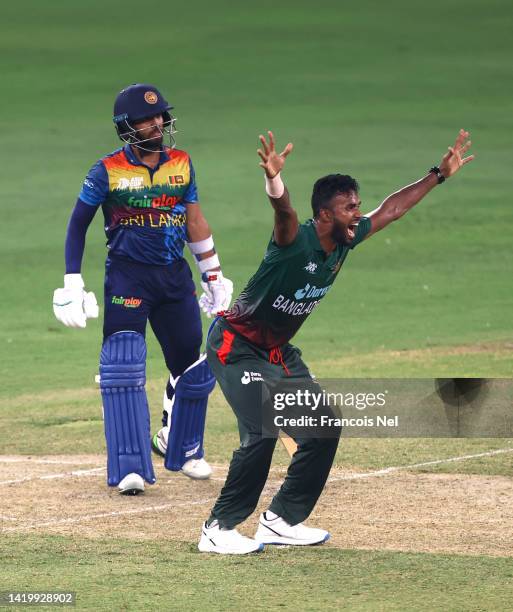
[187,235,221,274]
[197,254,220,273]
[265,173,285,198]
[429,166,446,184]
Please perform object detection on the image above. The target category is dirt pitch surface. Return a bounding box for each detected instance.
[2,454,512,557]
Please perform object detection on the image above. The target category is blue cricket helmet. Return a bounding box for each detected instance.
[113,83,177,150]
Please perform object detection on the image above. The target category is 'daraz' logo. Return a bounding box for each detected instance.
[294,283,331,300]
[112,296,142,308]
[294,283,310,300]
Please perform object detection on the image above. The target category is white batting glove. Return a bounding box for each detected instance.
[53,274,99,328]
[199,271,233,318]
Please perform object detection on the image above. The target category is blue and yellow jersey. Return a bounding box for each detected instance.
[79,145,198,265]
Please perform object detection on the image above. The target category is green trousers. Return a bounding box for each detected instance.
[207,318,340,529]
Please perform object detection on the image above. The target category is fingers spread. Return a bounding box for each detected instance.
[267,130,275,151]
[454,129,470,149]
[462,154,475,165]
[280,142,294,158]
[460,140,472,155]
[259,134,270,155]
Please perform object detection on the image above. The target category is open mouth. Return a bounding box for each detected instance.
[346,221,359,241]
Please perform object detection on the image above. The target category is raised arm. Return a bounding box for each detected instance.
[257,131,298,246]
[365,129,474,238]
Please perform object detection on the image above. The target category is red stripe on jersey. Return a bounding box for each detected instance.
[217,329,236,365]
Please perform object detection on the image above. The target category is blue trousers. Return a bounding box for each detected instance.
[103,256,203,423]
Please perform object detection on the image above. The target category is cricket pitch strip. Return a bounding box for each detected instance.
[1,454,512,557]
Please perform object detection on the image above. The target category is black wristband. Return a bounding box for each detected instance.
[429,166,446,184]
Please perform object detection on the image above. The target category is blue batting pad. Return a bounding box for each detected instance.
[165,355,216,471]
[100,331,156,486]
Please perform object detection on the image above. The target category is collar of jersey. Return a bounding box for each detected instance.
[123,144,170,169]
[305,219,326,252]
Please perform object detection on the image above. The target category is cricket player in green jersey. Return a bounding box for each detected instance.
[198,130,474,554]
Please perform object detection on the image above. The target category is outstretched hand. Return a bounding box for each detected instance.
[257,131,293,178]
[439,129,474,179]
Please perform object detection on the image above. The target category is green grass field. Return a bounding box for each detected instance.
[1,0,513,610]
[4,536,513,611]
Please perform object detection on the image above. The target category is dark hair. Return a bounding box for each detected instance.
[311,174,359,218]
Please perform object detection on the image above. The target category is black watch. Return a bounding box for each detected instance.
[429,166,446,184]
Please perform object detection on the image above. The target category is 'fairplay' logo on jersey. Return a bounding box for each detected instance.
[294,283,331,300]
[304,262,318,274]
[117,176,144,190]
[111,296,142,308]
[127,194,180,210]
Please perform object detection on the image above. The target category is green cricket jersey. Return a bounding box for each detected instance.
[224,218,371,348]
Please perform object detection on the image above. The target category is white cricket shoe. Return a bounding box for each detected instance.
[255,512,330,546]
[198,520,264,555]
[151,427,212,480]
[181,458,212,480]
[118,473,145,495]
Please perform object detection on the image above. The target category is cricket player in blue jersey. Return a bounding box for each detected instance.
[53,84,233,494]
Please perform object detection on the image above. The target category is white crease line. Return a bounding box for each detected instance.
[208,463,287,473]
[0,458,104,466]
[0,466,230,487]
[4,447,513,533]
[0,467,106,486]
[328,447,513,483]
[0,515,18,521]
[4,484,288,533]
[3,497,216,532]
[2,445,512,492]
